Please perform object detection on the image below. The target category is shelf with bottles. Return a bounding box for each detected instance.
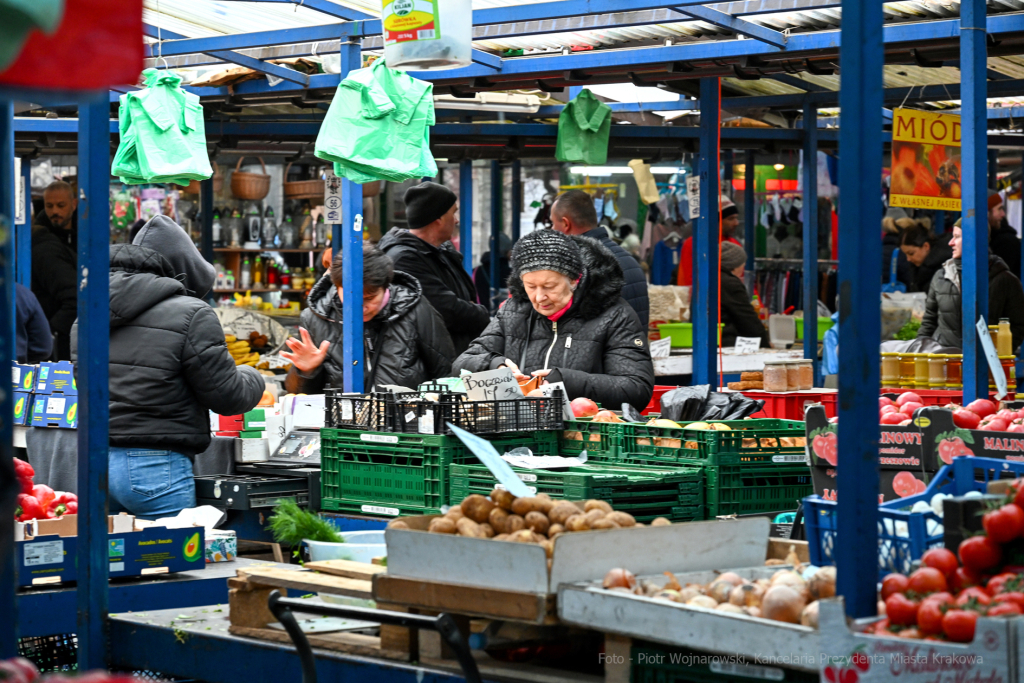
[211,200,329,253]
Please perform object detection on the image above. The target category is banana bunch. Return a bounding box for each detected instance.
[225,335,259,366]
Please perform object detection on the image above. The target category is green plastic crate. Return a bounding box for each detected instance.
[630,641,818,683]
[617,418,807,466]
[560,418,623,460]
[320,428,559,516]
[704,463,813,518]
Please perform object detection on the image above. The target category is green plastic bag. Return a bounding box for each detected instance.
[0,0,63,71]
[555,89,612,165]
[316,59,437,184]
[111,69,213,187]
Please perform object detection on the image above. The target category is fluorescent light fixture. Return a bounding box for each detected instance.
[773,163,785,171]
[434,92,541,113]
[569,166,688,176]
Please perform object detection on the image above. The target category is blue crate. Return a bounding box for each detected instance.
[804,457,1024,580]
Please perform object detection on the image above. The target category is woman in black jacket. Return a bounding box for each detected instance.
[453,230,654,410]
[899,223,953,294]
[719,242,770,348]
[283,243,455,393]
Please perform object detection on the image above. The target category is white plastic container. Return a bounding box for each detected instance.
[768,314,796,350]
[306,531,387,607]
[382,0,472,70]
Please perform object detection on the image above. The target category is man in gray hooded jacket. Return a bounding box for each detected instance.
[73,216,264,518]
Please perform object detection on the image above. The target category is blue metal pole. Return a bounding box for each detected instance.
[489,161,501,311]
[340,39,364,393]
[460,159,473,276]
[77,94,111,671]
[0,100,18,659]
[934,210,945,235]
[693,77,720,386]
[836,0,883,619]
[803,101,820,385]
[744,150,755,275]
[511,160,521,245]
[961,0,989,404]
[15,156,31,287]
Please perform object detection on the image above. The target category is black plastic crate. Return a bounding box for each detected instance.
[440,389,565,435]
[326,389,446,433]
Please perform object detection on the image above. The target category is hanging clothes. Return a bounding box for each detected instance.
[651,237,682,286]
[555,89,612,165]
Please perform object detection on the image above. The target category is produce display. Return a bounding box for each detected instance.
[598,548,834,627]
[13,458,77,521]
[1,657,138,683]
[226,333,261,367]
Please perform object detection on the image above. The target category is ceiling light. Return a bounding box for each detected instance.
[774,163,785,171]
[434,92,541,114]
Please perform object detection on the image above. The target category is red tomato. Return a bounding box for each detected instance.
[872,618,892,635]
[952,409,982,430]
[984,504,1024,543]
[907,567,948,595]
[881,573,910,600]
[900,402,925,417]
[917,598,950,635]
[959,536,1003,572]
[942,610,978,642]
[882,412,908,425]
[880,397,896,408]
[896,627,922,639]
[896,392,923,407]
[951,566,983,592]
[885,593,920,626]
[993,592,1024,609]
[987,602,1023,617]
[921,548,959,579]
[893,471,925,498]
[985,572,1021,596]
[967,399,997,419]
[955,587,992,608]
[880,404,899,416]
[1012,480,1024,509]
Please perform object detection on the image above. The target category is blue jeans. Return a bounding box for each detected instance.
[108,447,195,519]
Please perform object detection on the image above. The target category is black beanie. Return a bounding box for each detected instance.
[511,229,584,280]
[404,182,457,230]
[721,204,739,220]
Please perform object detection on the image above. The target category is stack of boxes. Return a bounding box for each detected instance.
[211,403,288,464]
[31,361,78,429]
[12,362,36,426]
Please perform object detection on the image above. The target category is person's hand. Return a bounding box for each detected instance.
[500,358,529,382]
[531,368,552,385]
[280,328,330,374]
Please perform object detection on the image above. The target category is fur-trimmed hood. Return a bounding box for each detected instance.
[507,235,625,321]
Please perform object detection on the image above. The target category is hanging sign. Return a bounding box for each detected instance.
[686,176,700,220]
[889,108,962,211]
[324,171,342,225]
[976,317,1008,399]
[382,0,441,44]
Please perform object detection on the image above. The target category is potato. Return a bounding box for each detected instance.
[584,509,606,526]
[428,517,456,534]
[548,523,565,539]
[654,437,682,449]
[488,507,511,534]
[564,430,583,441]
[489,488,515,511]
[511,497,547,516]
[650,517,672,527]
[584,500,613,514]
[524,511,550,535]
[590,518,620,530]
[479,522,495,538]
[565,514,590,532]
[548,501,580,526]
[536,493,552,500]
[606,511,636,528]
[386,519,409,529]
[456,517,487,538]
[510,529,537,543]
[539,539,554,558]
[506,514,526,533]
[444,507,465,521]
[493,534,510,541]
[460,494,495,523]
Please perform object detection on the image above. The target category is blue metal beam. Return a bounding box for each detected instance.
[16,156,31,287]
[459,159,473,275]
[0,100,17,659]
[802,99,820,385]
[962,0,989,404]
[144,24,309,86]
[511,159,522,245]
[339,40,364,394]
[744,149,755,275]
[836,0,883,620]
[693,77,720,387]
[490,161,501,309]
[471,49,503,71]
[672,5,787,48]
[77,93,112,670]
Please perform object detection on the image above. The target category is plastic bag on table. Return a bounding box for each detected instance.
[621,403,645,423]
[881,291,927,340]
[659,385,710,423]
[717,393,766,420]
[880,337,960,354]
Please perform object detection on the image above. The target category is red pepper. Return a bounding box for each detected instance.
[30,484,55,508]
[48,497,67,517]
[16,495,45,521]
[13,457,35,494]
[64,500,78,515]
[62,492,77,504]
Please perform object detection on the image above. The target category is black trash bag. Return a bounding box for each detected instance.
[720,394,765,420]
[659,385,711,423]
[701,392,732,421]
[621,403,645,423]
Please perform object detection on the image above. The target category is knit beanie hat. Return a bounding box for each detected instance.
[989,191,1004,212]
[721,204,739,220]
[511,229,584,280]
[720,242,747,271]
[404,182,457,230]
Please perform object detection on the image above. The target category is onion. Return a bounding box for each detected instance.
[745,606,762,618]
[686,595,719,609]
[679,587,702,603]
[603,568,637,590]
[761,585,806,624]
[729,582,766,608]
[717,572,745,587]
[653,590,680,602]
[809,567,836,600]
[770,571,810,602]
[800,601,820,628]
[707,579,735,604]
[715,603,746,614]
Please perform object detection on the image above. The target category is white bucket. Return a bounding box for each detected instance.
[382,0,472,70]
[305,531,387,607]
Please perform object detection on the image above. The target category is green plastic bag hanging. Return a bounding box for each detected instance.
[316,59,437,184]
[555,89,612,165]
[0,0,63,71]
[111,68,213,187]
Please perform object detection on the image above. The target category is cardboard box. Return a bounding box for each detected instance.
[214,414,244,431]
[239,429,265,439]
[15,514,205,586]
[215,431,241,438]
[811,464,932,503]
[235,437,270,463]
[12,362,36,391]
[13,391,31,426]
[806,405,928,471]
[30,392,77,429]
[35,361,77,395]
[244,408,269,430]
[205,529,237,563]
[918,405,1024,463]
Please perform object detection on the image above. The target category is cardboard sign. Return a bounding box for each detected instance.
[324,171,342,225]
[447,423,533,497]
[540,381,574,422]
[733,337,761,354]
[977,316,1008,399]
[889,108,962,211]
[686,176,700,220]
[462,368,524,402]
[650,337,672,359]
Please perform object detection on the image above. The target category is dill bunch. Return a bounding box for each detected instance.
[268,499,343,546]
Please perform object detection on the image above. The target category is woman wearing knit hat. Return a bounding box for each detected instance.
[719,242,770,348]
[453,229,654,410]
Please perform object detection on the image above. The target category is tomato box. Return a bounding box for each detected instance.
[14,514,205,586]
[811,465,933,504]
[917,405,1024,464]
[805,406,930,471]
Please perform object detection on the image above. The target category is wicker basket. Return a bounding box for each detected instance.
[182,161,221,195]
[231,156,271,200]
[283,162,325,200]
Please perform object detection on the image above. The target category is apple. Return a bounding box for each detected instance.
[881,412,906,425]
[952,408,981,429]
[880,397,896,408]
[899,402,924,417]
[896,392,923,407]
[981,417,1010,432]
[966,399,997,419]
[570,397,600,418]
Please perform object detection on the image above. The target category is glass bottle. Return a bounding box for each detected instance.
[211,210,223,248]
[999,318,1013,357]
[946,354,963,390]
[262,205,278,249]
[315,215,328,248]
[239,257,252,289]
[914,354,930,389]
[279,215,298,249]
[244,201,262,245]
[881,353,900,387]
[280,268,292,290]
[928,354,946,389]
[252,256,263,287]
[267,261,279,289]
[898,354,917,389]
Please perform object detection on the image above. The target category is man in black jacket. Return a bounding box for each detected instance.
[987,192,1021,276]
[719,242,770,348]
[379,182,490,356]
[72,215,264,518]
[32,181,78,360]
[551,189,649,328]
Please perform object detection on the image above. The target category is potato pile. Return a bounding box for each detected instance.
[388,491,670,559]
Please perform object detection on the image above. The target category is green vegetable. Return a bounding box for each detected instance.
[269,499,343,546]
[895,319,922,341]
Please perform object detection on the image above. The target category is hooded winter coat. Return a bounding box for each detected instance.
[378,228,490,355]
[284,270,455,394]
[582,226,649,328]
[453,236,654,410]
[908,232,953,294]
[32,211,78,360]
[72,216,264,457]
[917,254,1024,352]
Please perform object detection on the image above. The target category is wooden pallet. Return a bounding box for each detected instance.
[373,574,557,625]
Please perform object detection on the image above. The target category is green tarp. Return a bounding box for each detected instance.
[555,89,612,165]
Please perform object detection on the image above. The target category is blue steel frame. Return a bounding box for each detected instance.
[743,150,755,289]
[339,40,364,393]
[15,155,30,287]
[460,159,474,275]
[490,161,501,309]
[0,100,16,660]
[511,160,522,245]
[692,77,720,386]
[802,100,820,384]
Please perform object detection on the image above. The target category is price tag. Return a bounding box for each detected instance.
[650,337,672,359]
[733,337,762,354]
[540,381,575,421]
[324,171,342,225]
[976,317,1008,399]
[462,368,524,402]
[686,176,700,220]
[447,423,533,497]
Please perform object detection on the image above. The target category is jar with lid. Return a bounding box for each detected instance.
[914,354,930,389]
[881,353,900,387]
[927,354,946,389]
[898,354,918,389]
[791,359,814,390]
[945,354,963,389]
[763,361,789,392]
